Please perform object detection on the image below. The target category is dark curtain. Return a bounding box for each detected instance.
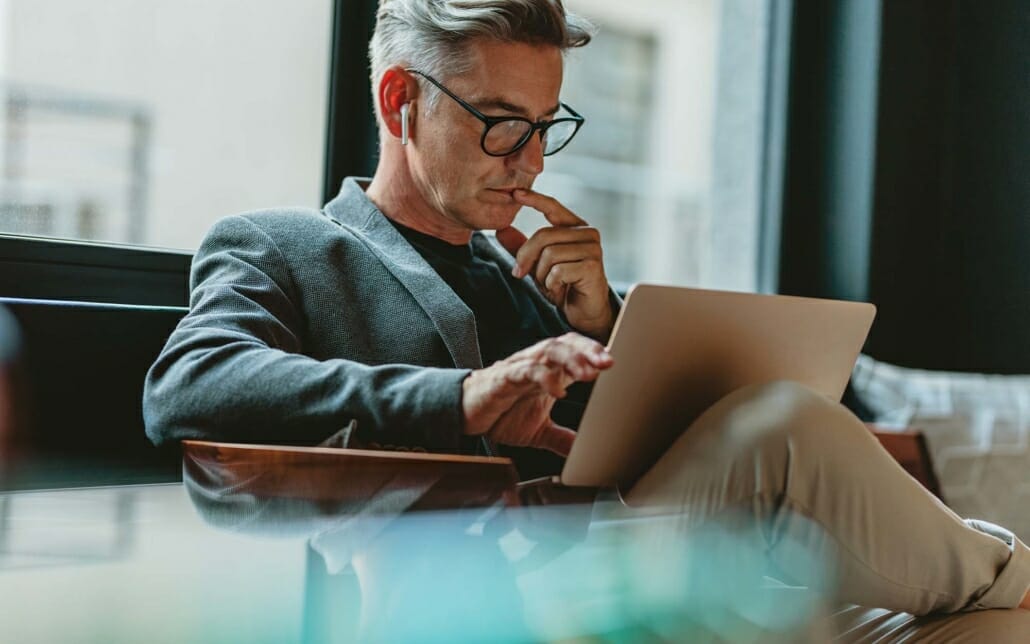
[778,0,1030,374]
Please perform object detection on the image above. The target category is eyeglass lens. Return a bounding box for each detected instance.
[483,118,579,156]
[542,120,578,155]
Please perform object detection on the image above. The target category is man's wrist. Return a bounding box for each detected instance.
[460,368,488,436]
[572,304,615,342]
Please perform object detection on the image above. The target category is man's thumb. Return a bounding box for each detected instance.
[495,226,528,257]
[537,421,576,458]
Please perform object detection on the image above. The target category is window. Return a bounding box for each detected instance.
[0,0,333,250]
[1,0,777,291]
[521,0,774,291]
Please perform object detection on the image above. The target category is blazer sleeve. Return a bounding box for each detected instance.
[143,215,468,450]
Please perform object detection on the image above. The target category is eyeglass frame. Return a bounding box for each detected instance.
[404,68,585,157]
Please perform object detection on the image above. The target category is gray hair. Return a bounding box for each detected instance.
[369,0,593,114]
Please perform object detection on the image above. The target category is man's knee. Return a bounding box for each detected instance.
[710,380,867,454]
[730,380,826,411]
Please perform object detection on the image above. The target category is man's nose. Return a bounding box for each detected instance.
[507,133,545,176]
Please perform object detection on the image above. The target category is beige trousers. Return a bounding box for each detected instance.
[623,381,1030,641]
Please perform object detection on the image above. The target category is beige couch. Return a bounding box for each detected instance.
[852,354,1030,540]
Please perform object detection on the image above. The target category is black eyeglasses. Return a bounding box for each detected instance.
[406,69,585,157]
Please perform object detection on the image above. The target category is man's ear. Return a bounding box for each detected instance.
[378,67,418,142]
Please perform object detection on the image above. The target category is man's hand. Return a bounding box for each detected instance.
[495,189,615,341]
[462,333,613,457]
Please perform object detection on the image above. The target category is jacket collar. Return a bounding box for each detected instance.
[323,178,483,369]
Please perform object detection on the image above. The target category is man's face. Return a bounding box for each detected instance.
[408,40,564,232]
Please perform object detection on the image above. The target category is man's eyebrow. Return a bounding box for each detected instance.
[474,98,562,119]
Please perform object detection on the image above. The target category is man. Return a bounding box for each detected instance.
[145,0,1030,638]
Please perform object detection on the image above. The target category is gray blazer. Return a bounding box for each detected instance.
[144,178,576,451]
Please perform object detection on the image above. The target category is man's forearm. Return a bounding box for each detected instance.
[144,336,469,449]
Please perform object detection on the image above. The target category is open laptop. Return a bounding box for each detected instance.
[557,284,876,490]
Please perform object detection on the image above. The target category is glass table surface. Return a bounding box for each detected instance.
[0,466,824,643]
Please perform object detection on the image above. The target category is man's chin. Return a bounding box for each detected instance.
[471,199,521,231]
[482,205,521,231]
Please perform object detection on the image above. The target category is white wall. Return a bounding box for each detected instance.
[0,0,10,170]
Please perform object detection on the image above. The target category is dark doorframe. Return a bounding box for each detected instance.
[322,0,380,204]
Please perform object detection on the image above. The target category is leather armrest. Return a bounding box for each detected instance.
[866,425,944,501]
[182,439,522,511]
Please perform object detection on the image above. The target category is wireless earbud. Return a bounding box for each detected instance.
[400,103,410,145]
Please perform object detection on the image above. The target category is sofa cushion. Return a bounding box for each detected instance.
[851,354,1030,540]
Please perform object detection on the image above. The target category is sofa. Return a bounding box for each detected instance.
[852,354,1030,541]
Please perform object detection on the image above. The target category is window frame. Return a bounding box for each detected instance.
[322,0,379,204]
[0,0,789,305]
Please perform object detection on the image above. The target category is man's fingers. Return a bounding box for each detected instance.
[486,406,573,456]
[534,333,609,379]
[543,259,604,300]
[513,189,586,227]
[543,263,571,304]
[467,338,612,449]
[507,332,588,360]
[552,333,614,371]
[504,361,569,398]
[503,335,612,388]
[513,226,600,278]
[541,333,614,377]
[495,226,528,257]
[533,242,602,286]
[535,421,577,457]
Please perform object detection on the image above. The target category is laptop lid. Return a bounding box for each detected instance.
[560,284,876,489]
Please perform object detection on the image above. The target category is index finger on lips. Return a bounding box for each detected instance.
[513,189,586,227]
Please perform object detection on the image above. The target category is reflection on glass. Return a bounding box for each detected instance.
[183,445,832,642]
[0,469,835,643]
[0,488,135,570]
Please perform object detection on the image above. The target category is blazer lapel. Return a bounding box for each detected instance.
[323,179,483,369]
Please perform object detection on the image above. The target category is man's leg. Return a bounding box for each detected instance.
[624,381,1030,616]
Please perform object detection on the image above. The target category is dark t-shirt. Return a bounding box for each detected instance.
[391,220,590,479]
